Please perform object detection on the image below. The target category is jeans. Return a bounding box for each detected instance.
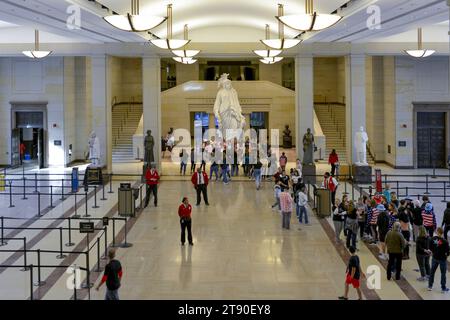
[254,169,261,189]
[416,253,430,278]
[190,162,196,173]
[297,205,308,224]
[272,197,280,210]
[210,165,219,180]
[282,211,291,229]
[331,190,337,206]
[231,164,239,176]
[370,225,378,241]
[346,230,357,249]
[333,220,344,242]
[387,253,403,280]
[425,226,434,238]
[413,224,421,242]
[429,258,448,290]
[105,289,119,300]
[358,221,365,238]
[180,162,187,175]
[145,184,157,207]
[180,218,193,244]
[331,164,336,176]
[222,166,229,183]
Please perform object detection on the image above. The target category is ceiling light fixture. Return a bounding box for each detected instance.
[405,28,435,58]
[260,4,301,50]
[22,30,52,59]
[172,25,200,58]
[277,0,342,32]
[173,57,197,64]
[260,57,284,64]
[253,25,282,58]
[103,0,166,32]
[150,4,190,50]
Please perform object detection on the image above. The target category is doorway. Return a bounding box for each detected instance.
[417,112,446,168]
[250,112,268,137]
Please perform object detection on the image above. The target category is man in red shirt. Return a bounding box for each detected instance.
[19,143,26,165]
[322,172,338,206]
[178,197,193,246]
[144,165,160,208]
[191,168,209,206]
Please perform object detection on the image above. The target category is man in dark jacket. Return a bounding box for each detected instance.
[96,248,122,300]
[442,202,450,241]
[428,227,450,293]
[412,200,423,242]
[385,222,406,281]
[377,204,390,260]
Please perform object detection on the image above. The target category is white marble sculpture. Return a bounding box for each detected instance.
[354,126,369,166]
[88,130,101,166]
[213,73,246,132]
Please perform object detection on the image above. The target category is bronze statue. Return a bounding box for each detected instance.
[144,130,155,164]
[302,128,314,165]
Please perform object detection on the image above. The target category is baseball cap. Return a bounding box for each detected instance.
[376,204,386,211]
[425,203,433,212]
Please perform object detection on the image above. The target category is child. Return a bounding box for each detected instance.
[272,183,281,211]
[338,246,363,300]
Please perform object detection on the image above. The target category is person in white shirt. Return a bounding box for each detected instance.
[297,186,309,225]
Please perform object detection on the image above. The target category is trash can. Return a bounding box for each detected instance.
[315,187,332,218]
[118,183,135,217]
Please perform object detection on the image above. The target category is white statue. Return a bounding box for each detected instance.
[213,74,246,132]
[88,130,101,167]
[354,126,369,166]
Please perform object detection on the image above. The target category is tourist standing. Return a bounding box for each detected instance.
[323,172,338,206]
[280,191,293,230]
[412,200,423,241]
[428,227,450,292]
[190,148,196,174]
[383,184,392,204]
[346,201,359,250]
[144,165,160,208]
[377,204,390,260]
[279,152,288,171]
[178,197,193,246]
[415,226,431,282]
[338,246,362,300]
[441,202,450,241]
[422,203,437,238]
[385,222,406,281]
[179,149,188,175]
[95,248,122,300]
[333,198,347,243]
[398,200,411,259]
[328,149,339,177]
[297,186,309,225]
[191,168,209,206]
[254,158,263,190]
[272,182,281,211]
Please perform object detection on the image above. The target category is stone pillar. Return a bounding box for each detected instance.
[244,113,251,131]
[91,55,112,171]
[295,55,314,161]
[345,54,366,165]
[142,57,161,170]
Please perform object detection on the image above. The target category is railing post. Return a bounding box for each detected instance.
[36,192,41,218]
[22,177,27,200]
[424,174,430,195]
[29,264,34,300]
[56,227,67,259]
[34,173,38,193]
[72,264,78,300]
[406,186,409,197]
[49,185,54,208]
[139,184,143,210]
[73,192,80,218]
[92,186,99,209]
[108,173,114,193]
[396,181,399,197]
[102,226,108,260]
[95,237,102,272]
[21,237,28,271]
[351,182,355,201]
[343,180,348,195]
[34,249,46,286]
[442,181,447,203]
[81,241,93,290]
[120,218,133,248]
[66,217,75,247]
[84,191,90,217]
[0,216,7,246]
[101,184,107,201]
[8,180,14,208]
[60,179,66,200]
[111,218,118,247]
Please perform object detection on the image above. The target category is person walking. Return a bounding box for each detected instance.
[254,158,263,190]
[428,227,450,292]
[346,202,359,250]
[209,155,219,181]
[356,197,366,241]
[333,198,347,243]
[144,165,160,208]
[422,203,437,238]
[279,152,288,171]
[328,149,339,177]
[398,200,411,259]
[441,202,450,241]
[272,182,282,211]
[279,190,293,230]
[20,142,26,165]
[178,197,193,246]
[190,148,196,174]
[338,246,363,300]
[179,149,188,175]
[323,172,339,206]
[385,222,406,281]
[297,186,309,225]
[377,204,390,260]
[191,168,209,206]
[95,248,122,300]
[415,226,431,282]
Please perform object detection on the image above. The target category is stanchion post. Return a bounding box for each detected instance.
[73,265,77,300]
[112,218,118,247]
[92,186,99,209]
[442,181,447,203]
[108,173,114,194]
[351,183,355,201]
[95,237,102,272]
[56,227,67,259]
[34,173,38,193]
[36,192,41,218]
[359,186,363,198]
[101,184,107,201]
[102,226,108,260]
[66,217,75,247]
[84,191,90,217]
[343,180,348,195]
[22,177,27,200]
[406,186,409,197]
[139,184,143,209]
[396,181,399,196]
[34,249,46,286]
[0,216,7,246]
[81,240,93,290]
[8,180,14,208]
[60,179,66,200]
[424,174,430,195]
[29,265,34,300]
[73,192,80,218]
[21,237,28,271]
[120,218,133,248]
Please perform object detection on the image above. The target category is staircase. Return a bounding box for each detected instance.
[314,104,347,164]
[112,103,143,163]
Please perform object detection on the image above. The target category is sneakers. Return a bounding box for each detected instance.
[442,288,449,293]
[416,277,426,282]
[338,296,349,300]
[428,287,433,291]
[378,253,387,260]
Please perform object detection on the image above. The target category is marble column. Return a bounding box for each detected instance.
[295,55,314,161]
[208,113,216,140]
[244,113,251,131]
[345,54,366,165]
[90,55,112,171]
[142,57,161,170]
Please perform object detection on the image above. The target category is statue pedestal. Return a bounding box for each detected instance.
[283,136,292,149]
[352,165,372,184]
[302,164,316,185]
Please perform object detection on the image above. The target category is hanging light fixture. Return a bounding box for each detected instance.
[103,0,166,32]
[22,30,52,59]
[260,57,284,64]
[172,25,200,58]
[150,4,190,50]
[173,57,197,64]
[253,25,282,58]
[405,28,435,58]
[277,0,342,32]
[261,4,301,50]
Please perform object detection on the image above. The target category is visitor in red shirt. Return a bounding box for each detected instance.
[178,197,193,246]
[328,149,339,177]
[144,165,160,208]
[19,143,26,165]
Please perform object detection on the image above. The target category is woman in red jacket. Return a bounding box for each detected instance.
[328,149,339,177]
[178,197,193,246]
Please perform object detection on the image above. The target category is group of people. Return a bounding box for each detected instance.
[335,185,450,299]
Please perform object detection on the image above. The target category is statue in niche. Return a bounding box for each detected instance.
[354,126,369,166]
[144,130,155,164]
[213,73,246,132]
[283,125,292,148]
[302,128,314,165]
[88,130,101,167]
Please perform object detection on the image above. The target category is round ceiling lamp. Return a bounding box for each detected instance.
[22,30,52,59]
[172,25,200,58]
[260,57,284,65]
[173,57,197,64]
[277,0,342,32]
[253,49,282,58]
[260,4,301,50]
[405,28,435,58]
[150,4,190,50]
[103,0,166,32]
